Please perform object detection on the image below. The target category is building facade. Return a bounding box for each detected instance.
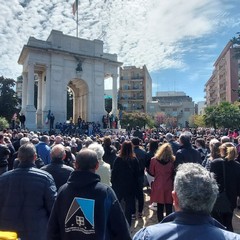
[197,101,206,115]
[205,41,240,106]
[18,30,121,130]
[147,91,195,128]
[118,65,152,112]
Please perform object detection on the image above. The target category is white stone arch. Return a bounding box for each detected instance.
[68,78,89,122]
[18,30,122,131]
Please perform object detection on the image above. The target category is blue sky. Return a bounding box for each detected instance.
[152,25,240,103]
[0,0,240,103]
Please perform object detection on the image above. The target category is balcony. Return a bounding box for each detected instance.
[131,76,143,81]
[158,102,182,107]
[120,87,143,91]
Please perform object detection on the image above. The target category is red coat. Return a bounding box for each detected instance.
[149,158,174,204]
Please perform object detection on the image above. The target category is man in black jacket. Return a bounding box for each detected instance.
[0,143,57,240]
[47,148,131,240]
[41,144,74,191]
[174,133,202,172]
[133,126,143,140]
[131,137,147,218]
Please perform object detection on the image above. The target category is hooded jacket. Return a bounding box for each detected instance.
[47,170,131,240]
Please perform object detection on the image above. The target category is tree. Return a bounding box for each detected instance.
[204,106,217,129]
[165,115,178,128]
[155,112,167,126]
[231,33,240,100]
[189,114,205,128]
[216,102,240,128]
[204,102,240,129]
[231,32,240,59]
[0,76,20,122]
[121,112,154,129]
[0,117,9,130]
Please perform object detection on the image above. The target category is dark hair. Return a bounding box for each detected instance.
[179,134,191,146]
[149,139,159,153]
[113,140,121,152]
[0,133,4,141]
[103,136,112,147]
[195,138,206,148]
[76,149,98,171]
[18,143,36,162]
[131,137,140,146]
[119,141,135,159]
[211,142,221,159]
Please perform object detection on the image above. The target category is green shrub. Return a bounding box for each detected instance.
[0,117,9,130]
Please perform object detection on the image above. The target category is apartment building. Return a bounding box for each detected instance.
[118,65,152,112]
[147,91,195,128]
[205,41,240,106]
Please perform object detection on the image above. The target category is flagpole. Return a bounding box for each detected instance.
[76,1,79,38]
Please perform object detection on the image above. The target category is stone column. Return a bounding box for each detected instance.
[75,91,81,123]
[26,63,35,106]
[83,93,87,121]
[44,65,51,111]
[80,93,83,120]
[25,63,36,130]
[72,92,76,123]
[42,66,51,131]
[21,72,28,113]
[111,74,118,116]
[36,74,43,129]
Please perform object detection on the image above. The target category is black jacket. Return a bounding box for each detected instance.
[0,162,57,240]
[41,160,74,191]
[169,140,180,156]
[103,145,117,169]
[111,156,140,197]
[47,171,131,240]
[210,159,240,210]
[174,143,202,171]
[133,146,147,176]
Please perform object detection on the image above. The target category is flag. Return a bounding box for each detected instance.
[72,0,79,16]
[45,117,49,124]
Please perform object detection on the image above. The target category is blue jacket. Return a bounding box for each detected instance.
[0,162,57,240]
[47,170,131,240]
[133,211,240,240]
[36,142,51,165]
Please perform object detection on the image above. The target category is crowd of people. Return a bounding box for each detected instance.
[0,125,240,239]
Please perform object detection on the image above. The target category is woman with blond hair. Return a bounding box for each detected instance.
[149,143,175,222]
[210,142,240,231]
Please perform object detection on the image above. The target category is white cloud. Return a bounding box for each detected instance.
[0,0,237,79]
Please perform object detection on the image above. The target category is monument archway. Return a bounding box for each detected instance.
[18,30,122,130]
[68,78,88,122]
